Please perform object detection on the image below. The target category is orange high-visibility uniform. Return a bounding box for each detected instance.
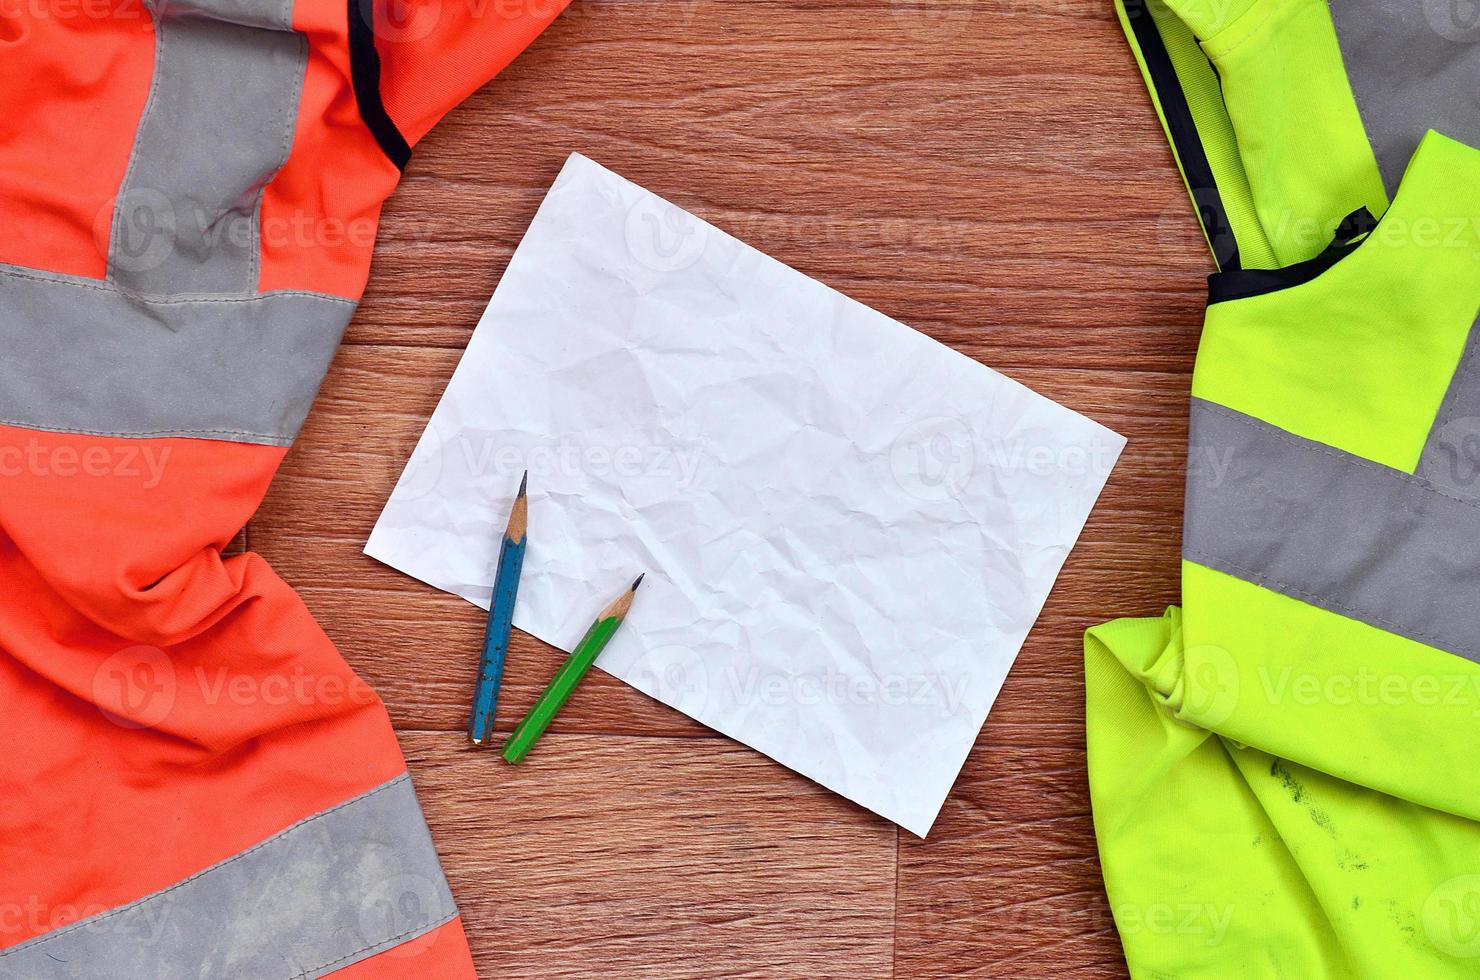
[0,0,568,974]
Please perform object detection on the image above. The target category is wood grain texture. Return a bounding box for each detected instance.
[251,0,1209,974]
[405,732,896,977]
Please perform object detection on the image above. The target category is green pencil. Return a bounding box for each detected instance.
[502,574,644,765]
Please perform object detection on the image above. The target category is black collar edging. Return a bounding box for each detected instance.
[1205,207,1379,305]
[1124,0,1242,273]
[348,0,412,171]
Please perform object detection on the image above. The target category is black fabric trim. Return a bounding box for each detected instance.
[1206,208,1378,304]
[1124,0,1240,271]
[348,0,412,170]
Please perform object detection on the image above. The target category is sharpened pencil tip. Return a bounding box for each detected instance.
[517,471,528,498]
[632,573,645,591]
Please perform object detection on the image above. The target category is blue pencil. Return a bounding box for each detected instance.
[469,472,528,745]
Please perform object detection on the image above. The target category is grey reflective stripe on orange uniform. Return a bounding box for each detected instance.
[110,0,304,295]
[1330,0,1480,197]
[0,0,353,447]
[0,775,457,979]
[0,264,352,446]
[1183,397,1480,664]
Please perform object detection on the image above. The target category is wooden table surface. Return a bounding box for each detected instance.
[253,1,1209,974]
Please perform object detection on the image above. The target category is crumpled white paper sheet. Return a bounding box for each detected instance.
[365,153,1125,836]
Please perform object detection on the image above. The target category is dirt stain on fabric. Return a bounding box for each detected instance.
[1385,899,1418,939]
[1270,760,1336,836]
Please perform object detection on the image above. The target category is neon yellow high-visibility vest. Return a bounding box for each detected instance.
[1094,2,1480,975]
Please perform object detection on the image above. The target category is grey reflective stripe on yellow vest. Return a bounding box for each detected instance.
[1177,129,1480,671]
[0,0,353,447]
[1184,396,1480,663]
[1331,0,1480,197]
[0,775,457,979]
[1416,314,1480,498]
